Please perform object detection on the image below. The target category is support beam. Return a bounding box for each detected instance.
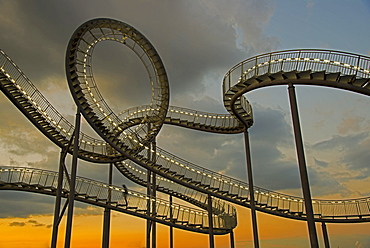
[230,229,235,248]
[102,163,113,248]
[322,222,330,248]
[151,140,157,248]
[146,123,152,248]
[64,107,81,248]
[146,168,151,248]
[207,194,215,248]
[51,150,66,248]
[287,84,319,248]
[169,195,174,248]
[244,130,260,248]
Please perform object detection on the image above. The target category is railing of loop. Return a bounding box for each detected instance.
[118,105,242,130]
[0,166,236,230]
[0,50,112,158]
[223,49,370,94]
[69,20,168,150]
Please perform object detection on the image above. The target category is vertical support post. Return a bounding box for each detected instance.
[322,222,330,248]
[146,168,151,248]
[64,106,81,248]
[287,83,318,248]
[169,195,174,248]
[151,140,157,248]
[102,163,113,248]
[146,124,152,248]
[207,194,215,248]
[230,229,235,248]
[244,130,260,248]
[51,149,66,248]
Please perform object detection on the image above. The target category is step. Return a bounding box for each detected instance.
[311,71,325,80]
[338,75,355,84]
[283,70,298,80]
[297,70,312,80]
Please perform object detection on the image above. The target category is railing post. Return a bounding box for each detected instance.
[244,130,260,248]
[287,83,319,248]
[64,106,81,248]
[102,163,113,248]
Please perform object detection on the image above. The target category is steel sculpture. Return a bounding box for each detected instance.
[0,18,369,248]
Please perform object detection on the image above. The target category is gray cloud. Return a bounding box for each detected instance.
[9,221,25,227]
[312,133,370,175]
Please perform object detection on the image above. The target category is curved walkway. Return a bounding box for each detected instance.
[0,18,369,228]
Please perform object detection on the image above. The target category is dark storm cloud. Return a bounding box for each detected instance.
[0,0,278,104]
[0,191,55,218]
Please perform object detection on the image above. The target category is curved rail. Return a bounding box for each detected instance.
[118,105,244,134]
[0,18,369,226]
[0,166,235,234]
[223,50,370,116]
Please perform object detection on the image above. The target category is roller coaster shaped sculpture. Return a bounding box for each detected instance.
[0,17,370,244]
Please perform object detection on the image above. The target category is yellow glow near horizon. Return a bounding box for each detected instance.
[0,205,369,248]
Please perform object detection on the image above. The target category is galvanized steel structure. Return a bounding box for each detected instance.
[0,18,369,248]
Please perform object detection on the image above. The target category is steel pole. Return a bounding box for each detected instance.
[322,222,330,248]
[102,163,113,248]
[244,130,260,248]
[151,140,157,248]
[207,194,215,248]
[51,150,66,248]
[169,195,174,248]
[230,229,235,248]
[287,84,319,248]
[64,107,81,248]
[146,168,151,248]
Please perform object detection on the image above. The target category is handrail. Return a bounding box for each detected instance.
[223,49,370,95]
[0,166,236,232]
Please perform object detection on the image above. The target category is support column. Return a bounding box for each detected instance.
[102,163,113,248]
[287,84,318,248]
[64,106,81,248]
[169,195,174,248]
[244,130,260,248]
[146,168,151,248]
[322,222,330,248]
[207,194,215,248]
[51,149,66,248]
[146,124,152,248]
[151,140,157,248]
[230,229,235,248]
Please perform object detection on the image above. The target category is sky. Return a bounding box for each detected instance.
[0,0,369,247]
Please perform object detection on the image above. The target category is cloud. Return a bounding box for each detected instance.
[337,114,365,135]
[27,219,46,227]
[313,132,370,173]
[9,221,26,227]
[8,219,48,228]
[313,157,328,167]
